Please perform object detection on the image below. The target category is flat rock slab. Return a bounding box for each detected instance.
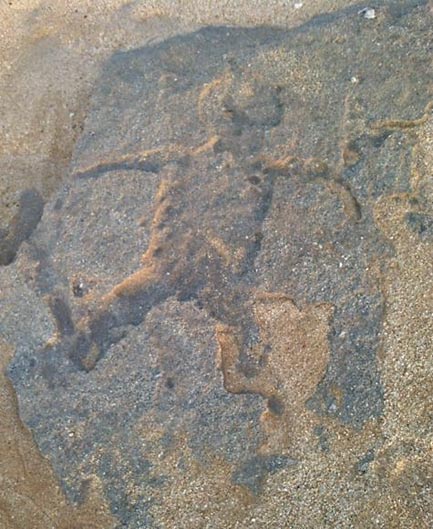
[1,3,433,528]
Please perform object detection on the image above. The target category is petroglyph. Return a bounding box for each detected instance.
[4,7,433,527]
[44,78,372,376]
[42,52,368,379]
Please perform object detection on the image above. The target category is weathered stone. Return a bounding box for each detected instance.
[1,3,432,527]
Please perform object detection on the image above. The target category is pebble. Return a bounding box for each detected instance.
[358,7,376,19]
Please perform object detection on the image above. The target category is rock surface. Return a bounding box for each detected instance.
[1,2,432,528]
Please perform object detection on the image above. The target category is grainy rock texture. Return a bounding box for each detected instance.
[1,2,432,528]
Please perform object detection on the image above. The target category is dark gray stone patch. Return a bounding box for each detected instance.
[405,212,433,239]
[0,189,44,266]
[356,449,376,475]
[314,425,331,453]
[232,454,297,495]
